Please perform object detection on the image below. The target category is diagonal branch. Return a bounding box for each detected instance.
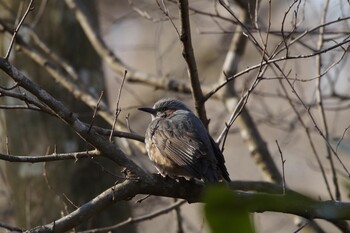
[177,0,209,127]
[215,0,283,184]
[4,0,33,59]
[64,0,162,83]
[79,199,186,233]
[28,179,141,233]
[18,42,115,125]
[0,18,115,124]
[0,57,146,178]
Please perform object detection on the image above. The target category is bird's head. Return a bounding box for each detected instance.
[138,98,191,119]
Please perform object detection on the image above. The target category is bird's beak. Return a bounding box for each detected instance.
[138,107,157,116]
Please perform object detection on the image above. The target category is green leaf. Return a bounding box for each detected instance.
[203,185,255,233]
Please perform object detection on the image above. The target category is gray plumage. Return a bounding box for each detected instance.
[139,98,230,182]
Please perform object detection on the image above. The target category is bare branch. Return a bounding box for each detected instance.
[64,0,163,84]
[0,87,55,115]
[4,0,34,59]
[0,222,24,233]
[110,70,127,141]
[18,42,115,124]
[275,140,286,195]
[88,91,105,133]
[214,1,284,185]
[177,0,208,127]
[27,179,141,233]
[1,2,350,233]
[315,0,340,201]
[127,75,194,94]
[0,57,146,177]
[78,199,186,233]
[0,150,100,163]
[25,178,350,233]
[91,125,145,143]
[278,78,335,200]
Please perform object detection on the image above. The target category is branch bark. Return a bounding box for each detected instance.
[0,150,99,163]
[177,0,209,127]
[0,57,145,177]
[25,178,350,233]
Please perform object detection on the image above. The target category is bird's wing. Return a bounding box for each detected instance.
[150,112,212,178]
[209,137,231,182]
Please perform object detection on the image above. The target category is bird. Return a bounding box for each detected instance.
[139,98,230,183]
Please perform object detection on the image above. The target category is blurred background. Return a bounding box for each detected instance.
[0,0,350,232]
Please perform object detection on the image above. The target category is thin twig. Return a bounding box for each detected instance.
[110,70,127,141]
[88,91,105,133]
[294,220,310,233]
[156,0,180,37]
[168,0,235,24]
[275,60,350,180]
[77,200,186,233]
[90,125,145,142]
[278,78,335,200]
[43,161,71,214]
[0,150,100,163]
[0,87,54,115]
[4,0,34,59]
[135,194,151,203]
[280,0,300,58]
[315,0,341,201]
[275,140,286,195]
[336,125,350,153]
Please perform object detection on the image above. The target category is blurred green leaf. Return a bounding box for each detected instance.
[203,185,255,233]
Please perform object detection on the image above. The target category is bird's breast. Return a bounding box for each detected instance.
[147,142,173,166]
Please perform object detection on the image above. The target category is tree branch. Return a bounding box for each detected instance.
[64,0,163,84]
[27,179,141,233]
[0,57,146,178]
[0,150,100,163]
[26,178,350,233]
[4,0,33,59]
[177,0,209,127]
[315,0,340,201]
[79,199,186,233]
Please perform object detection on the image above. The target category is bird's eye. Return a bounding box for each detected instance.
[157,107,167,112]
